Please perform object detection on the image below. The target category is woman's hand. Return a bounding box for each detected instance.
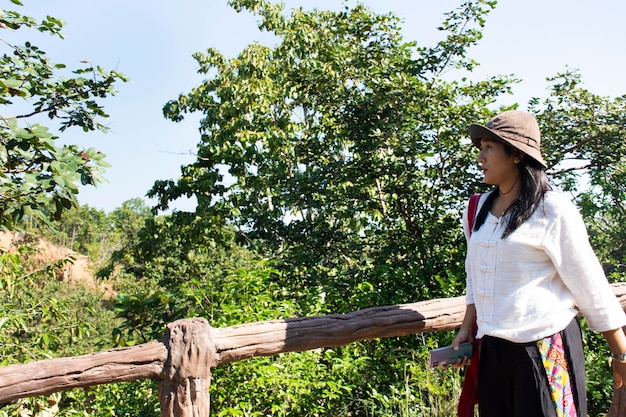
[613,360,626,388]
[449,329,473,368]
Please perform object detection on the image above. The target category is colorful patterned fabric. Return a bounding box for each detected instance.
[537,332,577,417]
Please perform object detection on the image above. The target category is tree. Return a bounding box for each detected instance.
[153,0,505,311]
[0,6,136,414]
[0,3,127,230]
[531,71,626,279]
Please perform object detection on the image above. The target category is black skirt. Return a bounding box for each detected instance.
[478,317,586,417]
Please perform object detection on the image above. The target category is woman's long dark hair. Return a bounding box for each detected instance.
[473,144,552,238]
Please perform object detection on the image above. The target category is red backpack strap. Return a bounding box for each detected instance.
[467,193,481,236]
[458,193,482,417]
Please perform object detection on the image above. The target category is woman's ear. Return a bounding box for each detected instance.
[514,151,525,164]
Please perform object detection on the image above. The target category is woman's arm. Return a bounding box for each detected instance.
[454,304,475,345]
[603,327,626,388]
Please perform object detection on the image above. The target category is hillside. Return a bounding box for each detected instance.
[0,231,108,294]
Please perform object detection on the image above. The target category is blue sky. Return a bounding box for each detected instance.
[9,1,626,213]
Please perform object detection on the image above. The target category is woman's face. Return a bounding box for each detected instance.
[477,138,520,186]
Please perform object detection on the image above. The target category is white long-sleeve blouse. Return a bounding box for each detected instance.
[463,191,626,343]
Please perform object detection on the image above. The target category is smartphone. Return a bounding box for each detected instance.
[429,341,473,368]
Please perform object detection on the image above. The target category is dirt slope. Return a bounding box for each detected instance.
[0,230,96,288]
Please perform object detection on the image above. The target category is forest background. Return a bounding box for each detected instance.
[1,0,626,416]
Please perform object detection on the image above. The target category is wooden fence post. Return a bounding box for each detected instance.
[607,386,626,417]
[158,317,215,417]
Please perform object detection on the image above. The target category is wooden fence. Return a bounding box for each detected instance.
[2,283,626,416]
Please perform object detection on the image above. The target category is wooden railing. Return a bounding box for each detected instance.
[2,283,626,417]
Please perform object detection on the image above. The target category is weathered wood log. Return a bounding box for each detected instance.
[158,318,214,417]
[0,340,167,404]
[211,296,466,366]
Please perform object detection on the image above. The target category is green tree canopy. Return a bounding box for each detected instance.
[0,4,126,230]
[152,0,509,309]
[152,1,626,308]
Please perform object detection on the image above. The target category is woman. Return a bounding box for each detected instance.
[452,110,626,417]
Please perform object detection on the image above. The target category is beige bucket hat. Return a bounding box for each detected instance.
[468,110,547,168]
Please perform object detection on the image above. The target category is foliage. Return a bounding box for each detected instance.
[40,198,153,270]
[108,210,260,345]
[167,260,463,416]
[59,379,160,416]
[0,235,123,415]
[0,1,138,401]
[154,0,505,313]
[106,209,250,287]
[142,1,505,413]
[582,319,616,417]
[0,241,117,365]
[360,344,462,417]
[0,3,126,230]
[530,73,626,279]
